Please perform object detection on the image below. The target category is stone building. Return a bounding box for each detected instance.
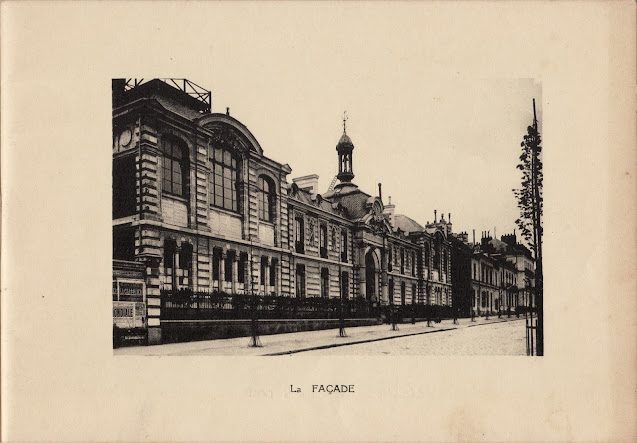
[112,78,453,344]
[450,230,527,318]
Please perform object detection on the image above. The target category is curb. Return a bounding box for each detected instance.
[263,317,524,356]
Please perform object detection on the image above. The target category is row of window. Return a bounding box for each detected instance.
[473,290,517,309]
[294,215,348,262]
[161,136,277,221]
[472,262,517,287]
[295,264,350,299]
[387,279,418,305]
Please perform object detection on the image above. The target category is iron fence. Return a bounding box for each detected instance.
[160,289,376,320]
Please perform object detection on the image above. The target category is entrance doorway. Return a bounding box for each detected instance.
[365,250,376,302]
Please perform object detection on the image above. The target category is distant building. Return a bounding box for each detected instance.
[450,229,533,318]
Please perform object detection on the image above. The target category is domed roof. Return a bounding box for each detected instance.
[336,131,354,152]
[339,132,353,144]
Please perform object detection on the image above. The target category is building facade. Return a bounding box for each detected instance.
[113,78,454,344]
[450,230,532,318]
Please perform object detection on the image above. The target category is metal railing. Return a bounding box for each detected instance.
[160,289,375,320]
[124,78,211,112]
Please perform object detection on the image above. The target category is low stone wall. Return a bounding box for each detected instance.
[160,318,381,344]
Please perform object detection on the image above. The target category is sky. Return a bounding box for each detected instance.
[152,3,543,242]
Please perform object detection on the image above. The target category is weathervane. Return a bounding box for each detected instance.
[342,110,348,133]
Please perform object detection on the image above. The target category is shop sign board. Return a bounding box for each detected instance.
[113,301,146,328]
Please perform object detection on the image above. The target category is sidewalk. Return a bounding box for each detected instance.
[114,315,527,356]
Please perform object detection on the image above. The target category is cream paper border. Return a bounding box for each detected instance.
[1,1,636,442]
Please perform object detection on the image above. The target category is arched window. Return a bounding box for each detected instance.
[258,175,275,222]
[211,145,239,212]
[162,136,188,197]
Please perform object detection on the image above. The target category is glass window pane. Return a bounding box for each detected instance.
[214,147,222,162]
[223,167,231,179]
[173,144,182,160]
[223,150,231,165]
[215,164,222,175]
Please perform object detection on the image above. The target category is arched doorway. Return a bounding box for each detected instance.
[365,250,377,302]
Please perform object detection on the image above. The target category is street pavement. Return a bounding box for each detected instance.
[114,315,528,356]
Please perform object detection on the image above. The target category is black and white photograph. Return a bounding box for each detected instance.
[2,2,635,442]
[111,77,544,357]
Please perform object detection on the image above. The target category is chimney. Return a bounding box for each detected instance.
[226,107,230,116]
[434,210,437,223]
[473,229,475,245]
[293,174,319,197]
[448,213,451,223]
[383,195,396,227]
[378,183,382,201]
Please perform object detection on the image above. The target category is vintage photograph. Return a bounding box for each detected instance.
[3,1,635,442]
[112,77,543,356]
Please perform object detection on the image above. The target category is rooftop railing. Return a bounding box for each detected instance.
[124,78,211,113]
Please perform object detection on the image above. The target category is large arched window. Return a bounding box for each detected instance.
[211,145,239,212]
[258,175,275,222]
[162,136,188,197]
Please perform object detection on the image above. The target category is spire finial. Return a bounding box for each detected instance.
[342,110,348,133]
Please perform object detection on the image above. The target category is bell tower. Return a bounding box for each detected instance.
[336,111,355,184]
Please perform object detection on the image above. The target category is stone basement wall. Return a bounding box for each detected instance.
[160,318,381,344]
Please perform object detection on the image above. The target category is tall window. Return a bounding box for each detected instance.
[433,239,441,270]
[270,259,278,290]
[341,271,349,299]
[401,282,406,305]
[238,252,247,284]
[389,278,394,304]
[320,224,328,258]
[179,243,193,288]
[400,248,405,274]
[258,175,275,222]
[212,249,221,282]
[412,283,417,303]
[388,248,393,272]
[295,264,306,298]
[164,239,177,290]
[162,136,188,197]
[411,252,416,276]
[211,145,238,212]
[260,257,268,289]
[321,268,329,298]
[225,251,234,283]
[295,215,305,253]
[425,244,430,268]
[340,230,348,262]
